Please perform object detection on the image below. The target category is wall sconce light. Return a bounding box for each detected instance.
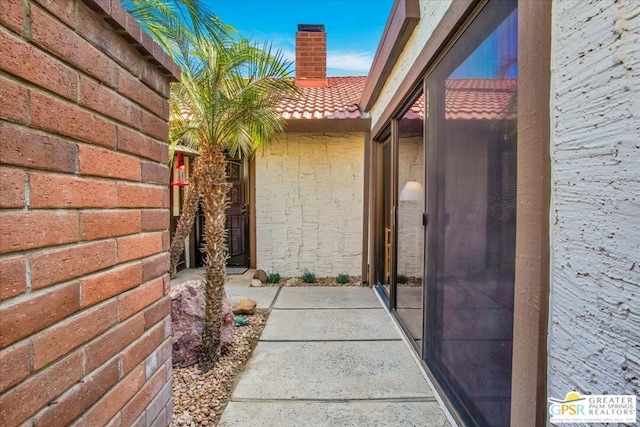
[170,152,190,187]
[399,180,423,202]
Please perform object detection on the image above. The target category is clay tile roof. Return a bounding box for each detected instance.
[409,79,517,120]
[277,76,367,120]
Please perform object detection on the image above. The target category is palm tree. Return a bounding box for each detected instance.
[170,39,295,371]
[123,0,296,371]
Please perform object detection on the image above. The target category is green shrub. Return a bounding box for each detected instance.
[335,273,350,284]
[266,272,281,284]
[301,269,316,283]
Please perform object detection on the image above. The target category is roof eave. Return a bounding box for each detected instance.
[283,117,371,133]
[359,0,420,112]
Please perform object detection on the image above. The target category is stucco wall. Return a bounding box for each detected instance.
[255,133,364,277]
[369,0,453,129]
[548,0,640,403]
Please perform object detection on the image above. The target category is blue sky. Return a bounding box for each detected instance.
[204,0,394,76]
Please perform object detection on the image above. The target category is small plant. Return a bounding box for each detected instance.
[266,272,281,284]
[301,269,316,283]
[335,273,350,284]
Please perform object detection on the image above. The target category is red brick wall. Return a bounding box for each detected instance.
[0,1,179,425]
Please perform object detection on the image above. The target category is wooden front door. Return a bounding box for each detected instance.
[225,157,249,266]
[195,155,250,268]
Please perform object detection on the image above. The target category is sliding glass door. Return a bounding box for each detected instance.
[424,2,518,425]
[372,1,518,425]
[395,93,425,352]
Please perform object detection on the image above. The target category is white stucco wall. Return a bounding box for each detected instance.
[548,0,640,403]
[255,133,364,277]
[369,0,453,129]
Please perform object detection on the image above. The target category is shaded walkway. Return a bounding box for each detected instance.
[217,285,452,426]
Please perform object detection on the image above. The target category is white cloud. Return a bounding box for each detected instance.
[327,51,373,73]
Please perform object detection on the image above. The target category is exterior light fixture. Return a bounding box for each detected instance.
[399,180,423,202]
[170,152,190,187]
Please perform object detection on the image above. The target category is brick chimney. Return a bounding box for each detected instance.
[295,24,327,87]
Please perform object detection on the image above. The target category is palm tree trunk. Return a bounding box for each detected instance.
[199,145,231,372]
[169,159,203,276]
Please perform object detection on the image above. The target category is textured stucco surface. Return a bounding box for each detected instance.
[255,133,364,277]
[369,0,453,128]
[548,0,640,404]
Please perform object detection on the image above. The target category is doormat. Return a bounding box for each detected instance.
[227,266,249,275]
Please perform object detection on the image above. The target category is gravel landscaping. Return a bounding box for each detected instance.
[170,277,364,426]
[170,309,268,426]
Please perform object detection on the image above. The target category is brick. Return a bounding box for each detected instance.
[30,173,117,208]
[78,143,141,181]
[33,358,119,427]
[0,350,84,426]
[141,63,170,100]
[118,276,164,321]
[161,230,170,251]
[76,5,141,76]
[81,209,141,240]
[82,0,110,15]
[30,91,117,149]
[33,0,76,28]
[76,36,120,88]
[116,232,163,263]
[143,296,171,330]
[0,121,78,173]
[142,252,169,281]
[0,25,78,101]
[0,0,24,34]
[0,211,79,254]
[121,323,164,375]
[0,166,25,208]
[30,240,116,290]
[0,75,28,123]
[0,257,26,301]
[118,183,164,208]
[163,273,170,296]
[117,126,164,162]
[79,75,142,129]
[121,364,166,427]
[83,365,146,426]
[0,282,80,348]
[106,1,129,32]
[131,412,146,427]
[81,262,142,307]
[118,71,164,117]
[32,300,118,370]
[144,338,172,380]
[85,313,144,371]
[0,341,30,393]
[141,161,169,185]
[141,209,169,232]
[30,4,80,66]
[140,110,169,141]
[146,382,171,427]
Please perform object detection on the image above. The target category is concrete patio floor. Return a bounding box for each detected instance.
[170,269,452,426]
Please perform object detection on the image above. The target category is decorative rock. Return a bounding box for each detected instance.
[250,279,263,287]
[253,269,268,283]
[170,280,235,368]
[230,296,257,315]
[285,278,298,287]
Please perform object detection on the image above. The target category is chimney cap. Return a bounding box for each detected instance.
[298,24,325,33]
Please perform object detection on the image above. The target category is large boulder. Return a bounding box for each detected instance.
[170,280,235,368]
